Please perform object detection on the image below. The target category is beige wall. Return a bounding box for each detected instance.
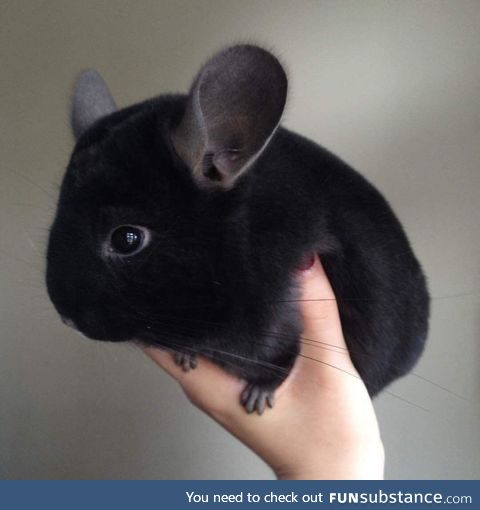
[1,0,479,479]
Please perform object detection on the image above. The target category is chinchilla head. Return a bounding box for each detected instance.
[46,45,289,344]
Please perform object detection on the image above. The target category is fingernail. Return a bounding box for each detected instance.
[297,253,315,271]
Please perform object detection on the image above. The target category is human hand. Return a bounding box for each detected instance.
[142,256,384,479]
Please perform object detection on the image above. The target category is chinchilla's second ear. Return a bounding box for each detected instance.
[172,45,288,190]
[71,69,117,140]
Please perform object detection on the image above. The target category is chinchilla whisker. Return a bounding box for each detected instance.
[24,232,41,254]
[69,294,431,411]
[255,341,430,411]
[146,314,346,354]
[144,320,397,401]
[246,339,429,411]
[115,301,443,408]
[203,348,289,375]
[144,313,366,360]
[406,373,470,402]
[9,202,55,212]
[431,291,480,301]
[155,337,288,375]
[0,250,43,274]
[147,313,466,403]
[7,169,57,200]
[267,296,344,303]
[144,324,283,372]
[294,351,360,380]
[271,290,480,303]
[163,342,252,379]
[144,324,291,375]
[382,390,429,412]
[260,331,468,402]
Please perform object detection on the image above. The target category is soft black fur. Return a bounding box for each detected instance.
[46,45,429,412]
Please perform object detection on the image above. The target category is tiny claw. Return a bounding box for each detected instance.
[241,384,276,415]
[256,395,266,415]
[266,393,275,408]
[173,352,198,372]
[246,386,260,414]
[240,386,250,405]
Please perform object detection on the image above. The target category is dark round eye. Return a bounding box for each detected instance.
[109,225,149,256]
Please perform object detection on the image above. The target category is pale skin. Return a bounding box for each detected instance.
[142,256,385,480]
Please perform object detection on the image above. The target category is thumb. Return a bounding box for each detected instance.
[298,255,345,347]
[291,255,358,382]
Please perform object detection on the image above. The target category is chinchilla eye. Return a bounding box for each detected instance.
[109,225,149,256]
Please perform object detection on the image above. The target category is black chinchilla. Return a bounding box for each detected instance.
[46,45,429,414]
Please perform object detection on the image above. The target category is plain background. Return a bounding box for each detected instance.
[1,0,479,479]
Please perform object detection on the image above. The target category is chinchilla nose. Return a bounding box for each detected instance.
[61,315,77,330]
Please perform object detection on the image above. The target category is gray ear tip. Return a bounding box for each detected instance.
[221,43,278,59]
[75,68,99,81]
[207,44,288,97]
[71,68,117,140]
[73,69,109,93]
[221,44,286,72]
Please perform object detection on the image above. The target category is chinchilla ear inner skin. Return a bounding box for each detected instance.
[46,44,429,414]
[171,44,288,190]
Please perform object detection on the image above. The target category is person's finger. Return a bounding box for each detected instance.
[291,255,358,382]
[298,255,344,345]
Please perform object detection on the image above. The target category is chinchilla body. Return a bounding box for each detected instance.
[46,45,429,413]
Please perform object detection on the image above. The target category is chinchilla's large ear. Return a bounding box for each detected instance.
[71,70,117,140]
[171,45,287,189]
